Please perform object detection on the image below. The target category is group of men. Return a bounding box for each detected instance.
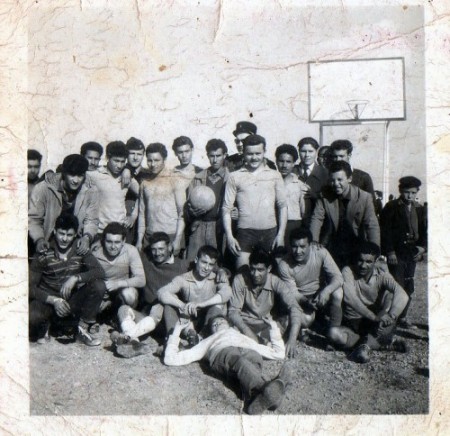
[27,121,427,414]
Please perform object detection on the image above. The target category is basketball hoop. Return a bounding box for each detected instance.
[347,100,369,120]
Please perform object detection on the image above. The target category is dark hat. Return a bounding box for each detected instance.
[233,121,257,137]
[399,176,421,190]
[62,154,89,175]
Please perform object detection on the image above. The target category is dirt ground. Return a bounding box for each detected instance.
[30,262,428,416]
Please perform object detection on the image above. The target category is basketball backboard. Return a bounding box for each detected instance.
[308,57,406,122]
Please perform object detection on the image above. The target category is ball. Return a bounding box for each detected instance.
[189,185,216,212]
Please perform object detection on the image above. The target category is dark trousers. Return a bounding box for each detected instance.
[388,257,417,319]
[209,346,265,399]
[29,279,105,340]
[344,317,396,350]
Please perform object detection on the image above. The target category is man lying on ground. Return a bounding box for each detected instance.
[164,315,292,415]
[228,248,302,358]
[277,227,344,345]
[29,213,105,346]
[328,242,408,363]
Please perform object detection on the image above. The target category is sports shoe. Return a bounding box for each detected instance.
[76,326,101,346]
[351,344,371,364]
[116,341,153,358]
[89,323,100,334]
[276,361,294,389]
[37,331,50,345]
[247,379,285,415]
[380,339,408,353]
[110,330,131,345]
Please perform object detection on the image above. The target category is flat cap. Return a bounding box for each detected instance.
[233,121,257,137]
[399,176,421,190]
[62,154,89,175]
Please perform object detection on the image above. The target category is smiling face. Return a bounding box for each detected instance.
[194,253,217,279]
[207,148,226,172]
[83,150,101,171]
[290,237,311,264]
[103,233,125,258]
[150,240,171,265]
[62,173,85,192]
[107,156,127,176]
[298,144,317,167]
[175,144,193,167]
[276,153,296,177]
[330,170,351,196]
[128,149,144,169]
[54,227,77,252]
[243,143,265,171]
[250,262,270,287]
[146,152,165,175]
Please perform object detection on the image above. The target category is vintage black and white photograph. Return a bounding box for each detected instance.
[3,0,450,433]
[24,1,431,417]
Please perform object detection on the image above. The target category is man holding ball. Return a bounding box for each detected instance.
[185,139,230,262]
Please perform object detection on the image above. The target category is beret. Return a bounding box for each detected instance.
[399,176,421,189]
[233,121,257,137]
[62,154,89,175]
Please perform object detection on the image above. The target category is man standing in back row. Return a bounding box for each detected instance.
[310,161,380,268]
[329,140,374,197]
[222,134,287,269]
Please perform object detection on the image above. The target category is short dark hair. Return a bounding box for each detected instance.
[208,315,228,335]
[328,160,352,178]
[289,227,313,244]
[62,154,89,176]
[27,149,42,162]
[297,137,320,151]
[54,213,79,232]
[249,247,272,267]
[126,137,145,152]
[242,134,266,151]
[196,245,220,261]
[172,136,194,152]
[102,222,127,240]
[148,232,171,246]
[330,139,353,155]
[318,145,330,157]
[106,141,128,159]
[146,143,168,159]
[275,144,298,162]
[206,139,228,155]
[80,142,103,157]
[356,241,380,259]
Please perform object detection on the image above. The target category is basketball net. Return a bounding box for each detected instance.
[347,100,369,120]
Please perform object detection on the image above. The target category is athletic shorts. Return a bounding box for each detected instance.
[236,227,277,253]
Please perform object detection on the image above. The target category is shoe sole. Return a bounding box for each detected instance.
[248,379,285,415]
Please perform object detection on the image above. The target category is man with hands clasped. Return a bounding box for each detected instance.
[157,245,232,344]
[29,213,106,346]
[228,248,302,359]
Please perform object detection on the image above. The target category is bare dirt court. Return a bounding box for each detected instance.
[29,262,428,416]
